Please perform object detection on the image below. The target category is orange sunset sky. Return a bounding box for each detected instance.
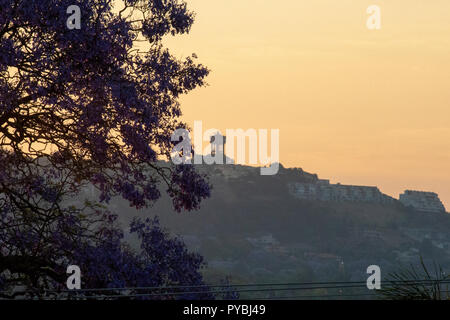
[161,0,450,208]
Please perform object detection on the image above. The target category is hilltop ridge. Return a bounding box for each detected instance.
[195,162,447,214]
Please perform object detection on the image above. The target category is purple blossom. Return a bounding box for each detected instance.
[0,0,214,298]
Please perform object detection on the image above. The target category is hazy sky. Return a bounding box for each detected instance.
[163,0,450,208]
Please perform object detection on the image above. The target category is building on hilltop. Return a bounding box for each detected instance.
[288,180,395,204]
[399,190,446,213]
[203,132,234,164]
[210,133,226,158]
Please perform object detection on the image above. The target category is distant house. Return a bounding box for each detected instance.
[304,252,343,265]
[289,180,394,204]
[246,234,288,254]
[247,234,279,247]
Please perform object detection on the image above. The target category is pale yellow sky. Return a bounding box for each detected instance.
[163,0,450,208]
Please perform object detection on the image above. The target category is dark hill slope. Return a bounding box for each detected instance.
[105,164,450,285]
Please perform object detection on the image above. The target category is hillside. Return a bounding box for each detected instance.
[90,163,450,295]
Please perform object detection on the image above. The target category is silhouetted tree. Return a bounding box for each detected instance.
[0,0,212,296]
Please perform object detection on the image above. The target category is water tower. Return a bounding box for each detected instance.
[210,133,226,163]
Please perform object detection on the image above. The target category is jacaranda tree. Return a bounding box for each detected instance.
[0,0,213,298]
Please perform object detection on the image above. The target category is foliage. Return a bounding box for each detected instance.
[378,258,450,300]
[0,0,212,296]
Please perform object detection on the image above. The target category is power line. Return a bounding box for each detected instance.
[8,278,450,294]
[79,284,368,298]
[255,293,379,300]
[2,279,450,299]
[42,281,450,299]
